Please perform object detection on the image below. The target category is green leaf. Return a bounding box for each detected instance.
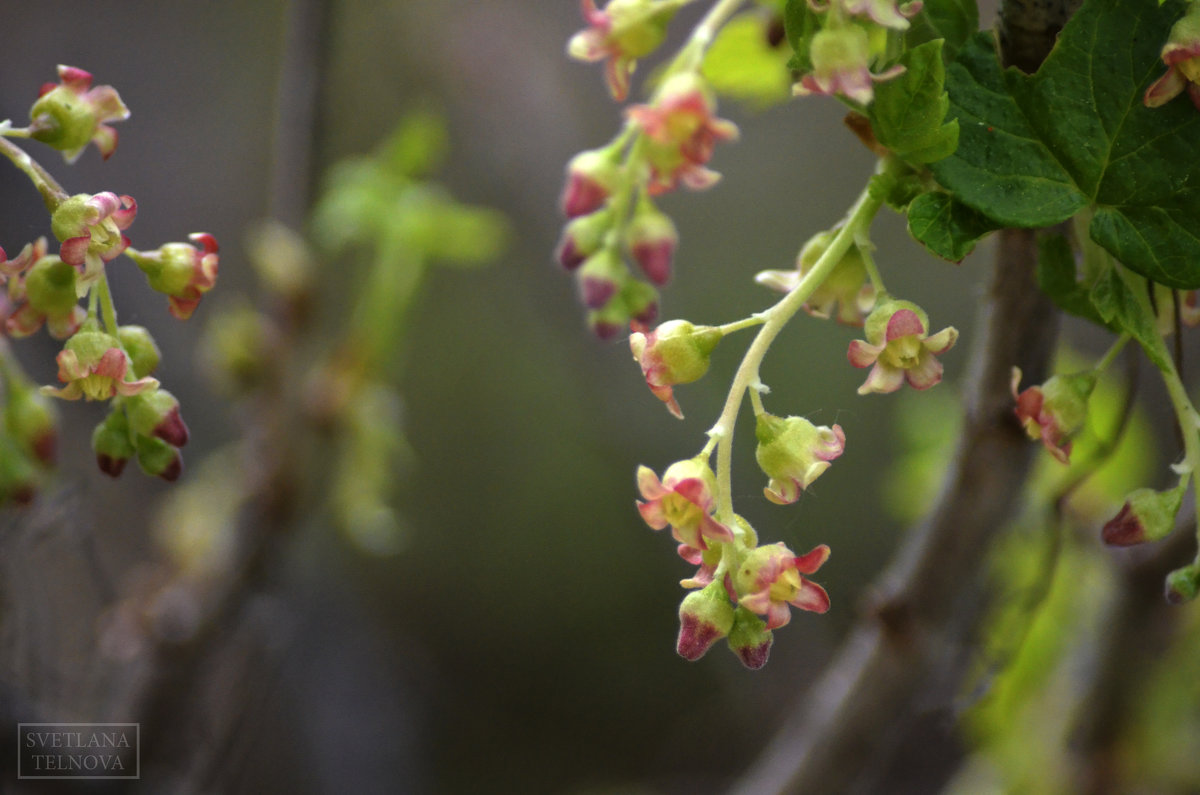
[380,111,448,179]
[907,191,999,261]
[905,0,979,61]
[1088,268,1172,371]
[870,40,959,164]
[702,12,792,108]
[1036,233,1106,325]
[783,0,820,73]
[932,0,1200,288]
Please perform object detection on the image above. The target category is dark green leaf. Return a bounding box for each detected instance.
[871,40,959,164]
[1089,268,1172,371]
[932,0,1200,288]
[907,191,999,261]
[906,0,979,60]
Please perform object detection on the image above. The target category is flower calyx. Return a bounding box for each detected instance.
[51,192,137,290]
[676,581,736,661]
[125,233,219,320]
[636,456,734,554]
[1101,481,1187,547]
[756,229,876,325]
[567,0,683,101]
[733,542,831,630]
[42,324,158,402]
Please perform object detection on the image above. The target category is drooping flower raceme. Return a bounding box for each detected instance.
[734,542,831,630]
[847,299,957,394]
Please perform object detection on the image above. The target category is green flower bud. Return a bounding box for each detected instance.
[676,582,736,661]
[1102,482,1187,547]
[727,606,773,670]
[135,434,182,482]
[117,325,162,378]
[92,409,135,478]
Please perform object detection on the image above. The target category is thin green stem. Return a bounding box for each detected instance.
[717,315,767,336]
[1094,333,1129,375]
[96,271,119,334]
[856,237,887,296]
[1159,359,1200,550]
[707,156,901,522]
[0,136,67,211]
[667,0,748,74]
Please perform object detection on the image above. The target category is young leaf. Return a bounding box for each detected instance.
[932,0,1200,289]
[907,191,999,261]
[871,40,959,164]
[1088,268,1172,372]
[702,12,792,108]
[905,0,979,60]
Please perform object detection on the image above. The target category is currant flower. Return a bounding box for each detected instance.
[5,255,85,340]
[42,325,158,401]
[630,319,722,418]
[560,146,622,218]
[755,414,846,505]
[51,192,137,290]
[29,65,130,162]
[1145,2,1200,110]
[625,197,677,286]
[1010,367,1097,464]
[636,457,734,553]
[794,25,904,105]
[627,72,740,195]
[838,0,924,31]
[555,208,613,271]
[847,298,957,394]
[756,229,875,325]
[567,0,683,101]
[734,542,831,630]
[125,233,219,320]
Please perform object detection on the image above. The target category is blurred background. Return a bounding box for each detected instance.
[7,1,1193,794]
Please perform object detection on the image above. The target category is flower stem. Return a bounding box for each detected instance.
[670,0,748,74]
[707,156,901,522]
[97,271,119,334]
[1094,333,1130,374]
[0,136,67,211]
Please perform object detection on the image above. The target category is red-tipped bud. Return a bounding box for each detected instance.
[575,248,626,308]
[555,209,613,271]
[92,409,135,478]
[126,388,189,447]
[676,583,735,661]
[626,199,677,285]
[727,606,773,670]
[560,148,621,218]
[585,280,658,339]
[1011,367,1098,464]
[1101,483,1186,547]
[1166,563,1200,604]
[4,381,58,466]
[135,435,183,482]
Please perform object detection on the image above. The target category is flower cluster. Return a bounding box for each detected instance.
[555,62,737,335]
[637,458,832,668]
[0,66,220,499]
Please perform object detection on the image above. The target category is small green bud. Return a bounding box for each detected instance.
[1102,482,1187,547]
[135,434,182,482]
[92,409,135,478]
[727,606,773,670]
[4,383,58,465]
[1166,563,1200,605]
[117,325,162,378]
[676,582,736,661]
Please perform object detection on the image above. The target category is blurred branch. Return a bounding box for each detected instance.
[731,2,1083,791]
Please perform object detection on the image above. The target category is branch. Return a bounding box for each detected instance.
[731,2,1085,789]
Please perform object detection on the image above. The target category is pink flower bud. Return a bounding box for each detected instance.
[1011,367,1097,464]
[586,280,658,339]
[755,414,846,504]
[1101,483,1186,547]
[575,248,625,309]
[555,209,613,271]
[135,435,183,482]
[626,199,677,285]
[734,542,831,630]
[92,409,135,477]
[676,583,736,661]
[126,388,189,448]
[28,65,129,162]
[726,606,773,670]
[847,298,957,394]
[630,320,722,418]
[560,148,621,218]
